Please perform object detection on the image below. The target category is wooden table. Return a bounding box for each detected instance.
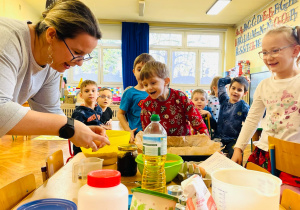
[13,152,176,209]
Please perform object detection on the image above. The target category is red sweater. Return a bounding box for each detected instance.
[141,88,208,136]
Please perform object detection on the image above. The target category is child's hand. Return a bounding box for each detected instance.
[130,128,138,143]
[106,119,112,125]
[200,110,211,118]
[231,148,243,165]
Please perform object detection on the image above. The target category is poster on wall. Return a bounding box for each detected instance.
[235,0,299,57]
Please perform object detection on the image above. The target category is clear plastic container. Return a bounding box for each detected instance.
[78,169,128,210]
[211,169,282,210]
[142,114,167,193]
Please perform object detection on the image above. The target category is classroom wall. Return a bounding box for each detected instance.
[235,0,300,73]
[0,0,40,22]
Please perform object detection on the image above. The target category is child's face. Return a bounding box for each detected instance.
[80,84,98,103]
[261,33,298,76]
[142,75,170,101]
[229,81,246,103]
[97,90,112,108]
[133,62,145,84]
[192,93,207,111]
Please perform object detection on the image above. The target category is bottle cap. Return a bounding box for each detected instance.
[150,114,160,121]
[87,169,121,188]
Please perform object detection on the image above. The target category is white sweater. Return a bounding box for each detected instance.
[0,17,63,137]
[235,73,300,151]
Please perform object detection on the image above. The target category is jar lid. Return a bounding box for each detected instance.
[87,169,121,188]
[167,185,182,196]
[118,144,138,151]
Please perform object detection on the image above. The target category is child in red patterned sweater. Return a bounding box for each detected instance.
[140,61,209,136]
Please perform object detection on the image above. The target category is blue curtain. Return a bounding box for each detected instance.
[122,22,149,90]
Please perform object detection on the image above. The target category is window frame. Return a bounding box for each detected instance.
[149,28,224,92]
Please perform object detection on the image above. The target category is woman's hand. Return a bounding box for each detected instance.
[69,120,110,152]
[231,147,243,165]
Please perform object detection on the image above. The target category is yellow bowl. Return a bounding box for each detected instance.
[81,130,130,165]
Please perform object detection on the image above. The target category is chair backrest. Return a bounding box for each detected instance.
[66,140,74,163]
[46,149,64,178]
[281,189,300,210]
[0,174,36,210]
[203,116,212,136]
[268,136,300,177]
[246,162,270,174]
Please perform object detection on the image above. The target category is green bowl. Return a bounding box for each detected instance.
[135,153,183,183]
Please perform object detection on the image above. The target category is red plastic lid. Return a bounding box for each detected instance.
[87,169,121,188]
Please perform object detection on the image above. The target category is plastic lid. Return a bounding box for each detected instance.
[87,169,121,188]
[131,187,178,202]
[150,114,160,121]
[118,144,138,151]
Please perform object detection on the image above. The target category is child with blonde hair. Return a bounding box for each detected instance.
[191,89,216,129]
[208,76,222,122]
[232,25,300,192]
[140,61,208,136]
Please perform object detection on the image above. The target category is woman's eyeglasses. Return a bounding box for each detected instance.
[98,95,112,100]
[258,44,295,59]
[62,39,92,62]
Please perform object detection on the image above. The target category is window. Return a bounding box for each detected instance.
[72,48,99,82]
[64,25,224,97]
[149,29,224,92]
[65,24,122,88]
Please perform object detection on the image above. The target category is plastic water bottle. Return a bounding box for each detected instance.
[142,114,167,193]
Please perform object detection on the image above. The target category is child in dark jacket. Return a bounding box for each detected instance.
[215,77,249,158]
[72,80,102,155]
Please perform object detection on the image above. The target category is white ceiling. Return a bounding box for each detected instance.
[25,0,274,26]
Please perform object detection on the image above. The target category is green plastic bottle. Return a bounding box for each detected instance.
[141,114,167,193]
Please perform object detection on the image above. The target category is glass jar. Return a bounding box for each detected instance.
[117,144,138,177]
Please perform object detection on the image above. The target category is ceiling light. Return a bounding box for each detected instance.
[206,0,231,15]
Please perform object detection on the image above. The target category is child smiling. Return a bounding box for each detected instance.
[140,61,208,136]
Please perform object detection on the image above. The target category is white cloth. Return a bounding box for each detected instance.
[235,73,300,151]
[0,17,63,137]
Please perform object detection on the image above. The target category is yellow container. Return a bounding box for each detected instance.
[81,130,130,165]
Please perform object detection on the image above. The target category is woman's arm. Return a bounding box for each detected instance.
[8,110,110,151]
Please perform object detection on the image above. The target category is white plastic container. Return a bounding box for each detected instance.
[78,169,128,210]
[211,169,282,210]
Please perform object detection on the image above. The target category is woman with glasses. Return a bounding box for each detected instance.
[0,0,109,151]
[232,25,300,193]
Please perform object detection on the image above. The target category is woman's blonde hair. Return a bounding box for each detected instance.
[210,76,222,96]
[35,0,101,40]
[140,61,169,81]
[264,25,300,64]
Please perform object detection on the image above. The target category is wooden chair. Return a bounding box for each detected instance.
[0,174,36,210]
[280,189,300,210]
[46,149,64,178]
[268,136,300,177]
[203,115,212,137]
[246,162,271,174]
